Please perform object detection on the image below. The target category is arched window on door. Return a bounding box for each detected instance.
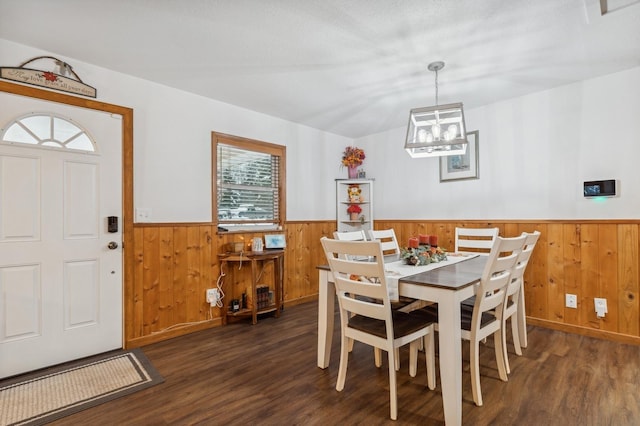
[1,113,97,153]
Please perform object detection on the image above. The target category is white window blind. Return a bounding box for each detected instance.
[217,142,280,226]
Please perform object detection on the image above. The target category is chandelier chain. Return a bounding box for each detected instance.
[435,68,439,106]
[428,61,444,106]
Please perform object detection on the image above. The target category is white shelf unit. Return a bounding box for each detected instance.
[336,178,374,234]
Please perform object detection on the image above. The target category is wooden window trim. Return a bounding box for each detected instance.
[212,131,286,230]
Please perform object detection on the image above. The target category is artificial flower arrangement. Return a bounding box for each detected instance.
[346,204,362,214]
[341,146,366,167]
[401,245,448,266]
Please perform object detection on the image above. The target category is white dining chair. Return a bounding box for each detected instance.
[417,234,526,406]
[457,227,500,311]
[333,230,375,358]
[320,237,436,420]
[335,228,409,369]
[516,231,541,351]
[369,227,427,362]
[454,227,499,254]
[501,230,540,374]
[333,230,368,260]
[367,228,400,256]
[369,228,428,314]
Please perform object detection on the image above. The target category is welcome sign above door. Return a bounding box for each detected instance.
[0,56,97,98]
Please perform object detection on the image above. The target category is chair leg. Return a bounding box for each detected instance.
[425,331,436,390]
[494,330,508,382]
[394,348,400,371]
[373,347,394,369]
[503,315,522,376]
[348,337,354,352]
[409,341,418,377]
[511,315,523,356]
[502,321,512,375]
[388,350,398,420]
[336,334,350,392]
[374,347,382,367]
[470,339,483,406]
[518,286,528,348]
[367,340,407,373]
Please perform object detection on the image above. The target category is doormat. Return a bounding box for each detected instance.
[0,348,164,426]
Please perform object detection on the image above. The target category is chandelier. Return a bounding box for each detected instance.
[404,61,468,158]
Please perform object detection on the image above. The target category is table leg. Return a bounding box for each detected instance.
[251,259,258,325]
[278,254,284,312]
[437,292,463,426]
[274,257,282,318]
[317,269,335,369]
[221,261,228,325]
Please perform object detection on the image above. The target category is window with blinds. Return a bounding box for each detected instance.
[213,133,285,230]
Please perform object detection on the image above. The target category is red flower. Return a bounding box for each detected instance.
[42,72,59,82]
[346,204,362,214]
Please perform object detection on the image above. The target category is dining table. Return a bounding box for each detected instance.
[317,254,487,426]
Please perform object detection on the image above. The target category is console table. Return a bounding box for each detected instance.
[218,250,284,324]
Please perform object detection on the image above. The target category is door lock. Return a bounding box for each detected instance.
[108,241,119,250]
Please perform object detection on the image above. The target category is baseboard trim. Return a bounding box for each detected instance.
[126,318,222,348]
[282,294,318,308]
[528,317,640,345]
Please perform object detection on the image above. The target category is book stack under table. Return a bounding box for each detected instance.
[256,285,272,310]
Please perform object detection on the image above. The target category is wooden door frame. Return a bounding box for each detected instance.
[0,80,134,348]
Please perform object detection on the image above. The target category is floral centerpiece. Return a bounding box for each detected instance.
[341,146,365,178]
[401,245,448,266]
[346,203,362,220]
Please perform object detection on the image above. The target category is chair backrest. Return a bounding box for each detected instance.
[333,230,369,260]
[333,230,368,241]
[368,229,400,256]
[504,231,541,308]
[320,237,392,334]
[455,227,499,253]
[473,235,527,328]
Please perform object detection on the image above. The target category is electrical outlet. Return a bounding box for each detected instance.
[594,297,608,318]
[565,293,578,309]
[206,288,219,305]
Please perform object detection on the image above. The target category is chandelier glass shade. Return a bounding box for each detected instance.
[404,62,468,158]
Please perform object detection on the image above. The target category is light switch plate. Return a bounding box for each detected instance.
[565,294,578,309]
[135,207,151,222]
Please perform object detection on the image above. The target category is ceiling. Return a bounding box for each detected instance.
[1,0,639,139]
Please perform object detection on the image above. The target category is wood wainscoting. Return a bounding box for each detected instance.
[126,221,336,347]
[126,220,640,348]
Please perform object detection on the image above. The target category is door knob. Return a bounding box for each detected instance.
[108,241,119,250]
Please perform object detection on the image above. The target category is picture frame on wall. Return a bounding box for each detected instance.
[439,130,479,182]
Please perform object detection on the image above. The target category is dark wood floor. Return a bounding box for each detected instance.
[52,301,640,425]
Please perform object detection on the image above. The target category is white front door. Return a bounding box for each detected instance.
[0,92,123,378]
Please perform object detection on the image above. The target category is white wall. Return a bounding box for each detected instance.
[0,39,352,223]
[3,38,638,222]
[356,66,640,220]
